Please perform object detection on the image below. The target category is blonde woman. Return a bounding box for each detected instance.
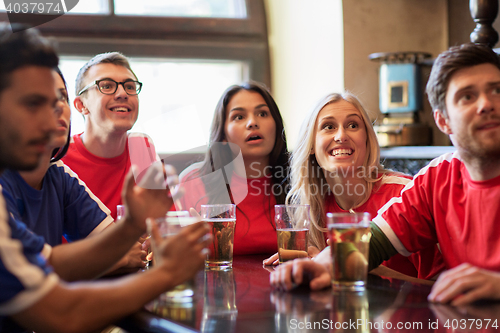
[266,92,444,280]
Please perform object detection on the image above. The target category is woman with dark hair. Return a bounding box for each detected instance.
[179,81,290,255]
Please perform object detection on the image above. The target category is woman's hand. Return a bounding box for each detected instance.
[263,253,280,266]
[264,246,321,266]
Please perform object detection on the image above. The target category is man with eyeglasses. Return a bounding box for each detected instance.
[63,52,159,220]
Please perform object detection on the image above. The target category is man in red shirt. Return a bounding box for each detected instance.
[63,53,158,219]
[270,43,500,306]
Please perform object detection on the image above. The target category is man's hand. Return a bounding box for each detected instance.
[150,218,211,287]
[270,258,332,291]
[428,263,500,306]
[105,242,147,275]
[122,165,173,235]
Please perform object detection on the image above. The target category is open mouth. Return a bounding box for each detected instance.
[330,148,353,156]
[246,135,262,142]
[110,107,131,113]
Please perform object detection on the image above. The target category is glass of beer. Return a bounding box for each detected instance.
[275,205,310,264]
[155,211,199,302]
[201,204,236,270]
[327,212,371,291]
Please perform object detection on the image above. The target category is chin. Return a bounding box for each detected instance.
[12,159,40,171]
[52,140,66,149]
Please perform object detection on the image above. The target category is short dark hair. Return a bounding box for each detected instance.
[0,23,59,94]
[426,43,500,116]
[75,52,137,96]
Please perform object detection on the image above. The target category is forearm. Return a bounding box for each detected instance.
[369,221,398,271]
[13,221,209,333]
[49,218,142,281]
[12,268,175,333]
[312,246,333,268]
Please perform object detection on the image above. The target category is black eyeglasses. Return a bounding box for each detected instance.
[78,79,143,96]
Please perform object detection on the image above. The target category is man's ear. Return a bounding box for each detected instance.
[434,109,453,135]
[74,97,89,115]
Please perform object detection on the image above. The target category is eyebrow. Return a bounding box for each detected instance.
[21,93,58,106]
[319,113,362,122]
[229,104,268,112]
[454,81,500,95]
[97,77,136,82]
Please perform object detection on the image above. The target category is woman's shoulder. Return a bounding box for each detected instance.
[378,171,412,186]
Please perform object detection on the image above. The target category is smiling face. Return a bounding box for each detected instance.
[439,63,500,160]
[0,66,58,171]
[76,63,138,136]
[224,90,276,165]
[313,100,367,174]
[51,71,71,149]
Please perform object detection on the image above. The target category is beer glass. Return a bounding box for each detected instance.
[156,211,198,302]
[275,205,310,264]
[201,204,236,270]
[327,212,371,291]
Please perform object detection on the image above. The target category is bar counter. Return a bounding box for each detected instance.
[117,255,500,332]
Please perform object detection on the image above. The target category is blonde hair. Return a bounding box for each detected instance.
[286,92,390,249]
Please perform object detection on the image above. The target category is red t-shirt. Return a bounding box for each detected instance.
[179,166,277,255]
[325,174,445,279]
[375,152,500,271]
[62,133,158,219]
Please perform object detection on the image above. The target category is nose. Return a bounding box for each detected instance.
[41,104,58,137]
[54,99,64,118]
[114,83,129,99]
[334,126,348,143]
[246,115,259,129]
[477,93,494,114]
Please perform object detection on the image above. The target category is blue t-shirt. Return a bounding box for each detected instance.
[0,187,59,332]
[0,161,113,246]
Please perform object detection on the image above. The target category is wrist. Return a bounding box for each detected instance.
[119,216,146,241]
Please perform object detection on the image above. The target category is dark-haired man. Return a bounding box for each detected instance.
[270,43,500,306]
[0,24,209,333]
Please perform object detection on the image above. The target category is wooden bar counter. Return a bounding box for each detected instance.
[117,255,500,332]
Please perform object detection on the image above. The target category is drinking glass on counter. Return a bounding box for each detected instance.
[201,204,236,270]
[274,205,310,264]
[327,212,371,291]
[148,293,196,328]
[155,211,198,302]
